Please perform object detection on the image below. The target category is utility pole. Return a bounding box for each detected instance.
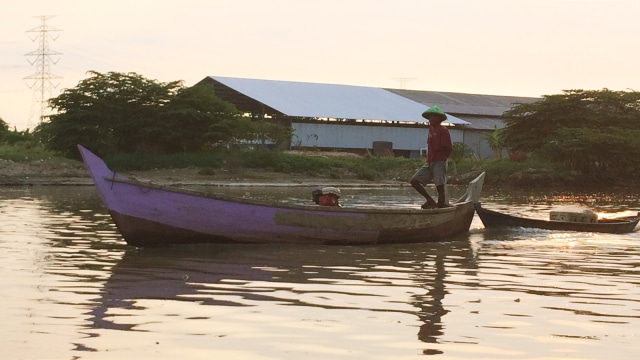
[24,15,62,129]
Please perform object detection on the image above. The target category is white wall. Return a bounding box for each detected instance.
[292,122,464,152]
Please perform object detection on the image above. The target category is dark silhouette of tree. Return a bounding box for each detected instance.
[35,71,240,156]
[502,89,640,180]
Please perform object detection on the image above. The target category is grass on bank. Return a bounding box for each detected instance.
[0,143,65,162]
[0,143,571,184]
[105,151,574,185]
[104,148,422,181]
[459,154,572,184]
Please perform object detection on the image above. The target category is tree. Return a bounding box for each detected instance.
[0,118,31,145]
[0,117,8,139]
[35,71,245,156]
[37,71,184,156]
[149,82,240,152]
[501,89,640,179]
[451,142,474,162]
[484,126,504,158]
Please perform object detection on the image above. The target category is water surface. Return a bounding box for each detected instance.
[1,185,638,359]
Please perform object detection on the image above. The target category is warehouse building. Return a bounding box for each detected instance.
[196,76,538,159]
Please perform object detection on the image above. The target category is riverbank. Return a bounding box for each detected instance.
[0,156,624,189]
[0,158,407,187]
[0,159,91,186]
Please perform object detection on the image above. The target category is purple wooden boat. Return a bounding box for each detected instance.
[78,145,485,247]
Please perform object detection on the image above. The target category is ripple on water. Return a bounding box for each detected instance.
[1,187,640,359]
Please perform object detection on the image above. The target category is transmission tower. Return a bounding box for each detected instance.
[24,15,62,129]
[392,77,417,89]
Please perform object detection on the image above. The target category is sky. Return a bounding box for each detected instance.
[2,0,639,131]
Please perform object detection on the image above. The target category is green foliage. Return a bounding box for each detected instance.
[451,142,474,162]
[0,142,61,162]
[162,82,241,152]
[236,152,418,180]
[36,71,183,156]
[205,117,293,150]
[104,150,226,171]
[35,71,242,157]
[478,153,569,184]
[452,157,483,175]
[483,127,504,158]
[254,121,294,150]
[0,119,34,145]
[35,71,294,158]
[541,126,640,179]
[239,149,316,172]
[0,117,8,135]
[501,89,640,180]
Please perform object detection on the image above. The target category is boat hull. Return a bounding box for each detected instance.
[79,145,484,247]
[475,203,639,234]
[108,204,476,247]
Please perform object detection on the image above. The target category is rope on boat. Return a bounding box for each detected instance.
[107,170,152,193]
[109,170,117,190]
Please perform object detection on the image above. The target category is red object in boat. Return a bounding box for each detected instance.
[319,194,339,207]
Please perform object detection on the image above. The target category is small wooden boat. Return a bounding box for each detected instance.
[78,145,486,247]
[474,203,640,234]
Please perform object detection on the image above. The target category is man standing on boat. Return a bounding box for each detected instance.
[410,105,453,209]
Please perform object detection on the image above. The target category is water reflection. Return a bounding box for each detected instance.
[88,240,479,346]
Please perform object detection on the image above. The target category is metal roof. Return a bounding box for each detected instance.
[455,116,506,131]
[386,89,538,116]
[202,76,470,126]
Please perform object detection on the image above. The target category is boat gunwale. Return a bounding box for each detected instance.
[102,174,470,215]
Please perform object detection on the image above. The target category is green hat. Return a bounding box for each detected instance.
[421,105,447,122]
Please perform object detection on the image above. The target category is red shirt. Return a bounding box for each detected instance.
[427,124,452,162]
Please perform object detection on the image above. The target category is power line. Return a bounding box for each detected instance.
[24,15,62,129]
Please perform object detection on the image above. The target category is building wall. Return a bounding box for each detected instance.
[459,129,492,159]
[291,122,464,154]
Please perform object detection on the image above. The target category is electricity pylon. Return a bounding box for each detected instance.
[393,77,416,90]
[24,15,62,129]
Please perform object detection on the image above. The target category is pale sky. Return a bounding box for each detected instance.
[2,0,639,130]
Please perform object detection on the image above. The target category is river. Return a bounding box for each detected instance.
[1,184,639,359]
